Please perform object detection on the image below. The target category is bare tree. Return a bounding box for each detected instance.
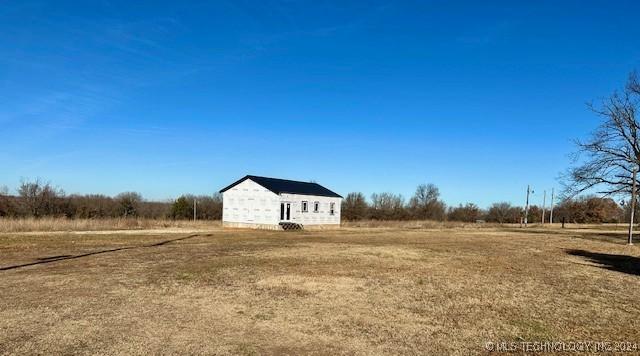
[485,202,520,224]
[17,178,65,217]
[192,193,223,220]
[408,184,446,221]
[563,72,640,197]
[342,192,368,220]
[0,185,10,217]
[116,192,142,218]
[447,203,483,222]
[370,192,406,220]
[554,196,623,224]
[67,194,119,218]
[170,193,222,220]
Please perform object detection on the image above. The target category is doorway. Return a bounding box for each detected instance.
[280,202,291,221]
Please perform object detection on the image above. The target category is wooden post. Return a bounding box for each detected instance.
[549,188,555,224]
[629,167,637,245]
[193,199,197,222]
[541,190,546,224]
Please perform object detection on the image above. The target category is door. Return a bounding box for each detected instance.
[280,202,291,221]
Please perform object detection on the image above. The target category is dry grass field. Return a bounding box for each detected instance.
[0,217,221,233]
[1,224,640,355]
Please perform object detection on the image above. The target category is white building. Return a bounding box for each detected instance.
[220,175,342,230]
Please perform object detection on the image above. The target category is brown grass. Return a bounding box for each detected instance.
[0,217,628,233]
[342,219,505,229]
[0,217,220,233]
[1,225,639,355]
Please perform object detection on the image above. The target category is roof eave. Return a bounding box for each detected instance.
[219,175,342,198]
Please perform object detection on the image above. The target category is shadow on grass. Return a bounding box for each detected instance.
[0,234,203,272]
[566,249,640,276]
[579,232,630,244]
[37,255,72,261]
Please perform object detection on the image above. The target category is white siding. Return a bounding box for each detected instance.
[280,193,341,225]
[222,179,280,225]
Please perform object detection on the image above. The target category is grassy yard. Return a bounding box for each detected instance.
[1,225,639,355]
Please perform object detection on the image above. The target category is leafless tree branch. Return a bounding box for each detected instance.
[562,71,640,199]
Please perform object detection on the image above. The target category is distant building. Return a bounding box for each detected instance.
[220,175,342,230]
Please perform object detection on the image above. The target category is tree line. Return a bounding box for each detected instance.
[342,184,628,224]
[0,179,633,224]
[0,179,222,220]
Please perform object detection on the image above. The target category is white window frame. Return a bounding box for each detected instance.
[302,201,308,213]
[330,202,335,215]
[313,201,320,213]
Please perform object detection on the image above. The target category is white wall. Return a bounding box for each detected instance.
[222,179,280,225]
[222,178,342,226]
[280,193,342,225]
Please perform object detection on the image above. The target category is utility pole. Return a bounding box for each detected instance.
[629,167,637,245]
[524,185,531,227]
[549,188,555,225]
[193,199,197,222]
[541,190,546,224]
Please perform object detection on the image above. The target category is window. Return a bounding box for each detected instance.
[302,201,308,213]
[314,201,320,213]
[330,202,335,215]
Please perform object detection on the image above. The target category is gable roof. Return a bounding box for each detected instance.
[220,175,342,198]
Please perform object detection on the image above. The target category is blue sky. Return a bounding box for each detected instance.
[1,1,639,207]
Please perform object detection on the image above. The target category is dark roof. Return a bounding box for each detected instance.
[220,175,342,198]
